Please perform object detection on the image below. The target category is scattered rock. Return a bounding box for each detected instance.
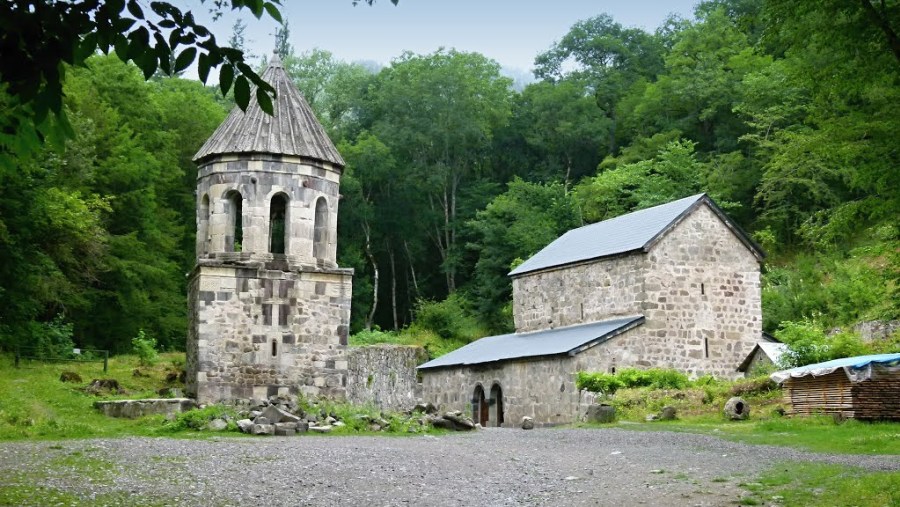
[724,397,750,420]
[260,405,299,424]
[251,424,275,435]
[85,378,123,395]
[443,411,476,431]
[333,421,345,427]
[237,419,254,433]
[325,416,337,425]
[585,404,616,423]
[296,421,309,433]
[274,427,295,437]
[413,402,438,415]
[645,414,659,422]
[156,387,184,398]
[309,425,332,433]
[132,369,148,378]
[59,371,82,383]
[164,371,178,382]
[521,416,534,430]
[206,418,228,431]
[369,424,382,432]
[659,406,677,421]
[253,416,271,426]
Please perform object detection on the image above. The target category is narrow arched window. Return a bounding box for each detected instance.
[271,339,278,357]
[313,197,328,259]
[199,194,210,254]
[225,191,243,252]
[269,194,288,254]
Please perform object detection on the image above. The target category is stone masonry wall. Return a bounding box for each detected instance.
[186,263,352,403]
[345,345,427,411]
[640,204,761,378]
[512,254,646,332]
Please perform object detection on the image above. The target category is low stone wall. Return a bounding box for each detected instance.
[346,345,427,411]
[94,398,197,419]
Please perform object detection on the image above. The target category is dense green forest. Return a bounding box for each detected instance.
[1,0,897,358]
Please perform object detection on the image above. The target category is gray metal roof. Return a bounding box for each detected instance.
[193,55,344,166]
[509,193,763,277]
[418,315,644,370]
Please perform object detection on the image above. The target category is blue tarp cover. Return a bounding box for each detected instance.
[771,353,900,384]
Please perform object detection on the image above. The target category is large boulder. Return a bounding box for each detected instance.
[724,397,750,420]
[442,411,475,431]
[659,406,677,421]
[585,404,616,423]
[260,405,300,424]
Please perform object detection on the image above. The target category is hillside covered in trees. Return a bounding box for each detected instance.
[1,0,897,359]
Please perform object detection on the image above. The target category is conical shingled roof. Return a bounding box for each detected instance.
[193,55,344,166]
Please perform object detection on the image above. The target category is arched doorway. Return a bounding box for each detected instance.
[489,383,504,427]
[472,385,488,427]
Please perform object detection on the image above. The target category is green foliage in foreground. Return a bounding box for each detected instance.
[576,368,692,395]
[738,463,900,507]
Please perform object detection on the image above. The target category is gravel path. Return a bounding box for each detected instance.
[1,428,897,506]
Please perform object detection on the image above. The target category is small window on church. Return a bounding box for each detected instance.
[701,283,705,295]
[225,191,243,252]
[271,339,278,357]
[269,194,288,254]
[704,337,709,358]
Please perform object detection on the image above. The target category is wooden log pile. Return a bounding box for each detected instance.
[782,368,900,421]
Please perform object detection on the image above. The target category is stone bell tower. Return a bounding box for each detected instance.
[186,55,353,403]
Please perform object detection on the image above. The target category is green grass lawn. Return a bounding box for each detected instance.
[0,352,183,440]
[737,463,900,507]
[619,415,900,455]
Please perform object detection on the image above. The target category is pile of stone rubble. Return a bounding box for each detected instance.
[228,396,478,436]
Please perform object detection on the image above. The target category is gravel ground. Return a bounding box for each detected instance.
[1,428,897,506]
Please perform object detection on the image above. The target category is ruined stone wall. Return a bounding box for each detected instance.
[196,154,341,267]
[512,254,646,332]
[345,345,427,411]
[640,204,761,378]
[186,263,352,404]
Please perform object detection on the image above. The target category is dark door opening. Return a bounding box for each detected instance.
[489,383,504,427]
[472,385,488,427]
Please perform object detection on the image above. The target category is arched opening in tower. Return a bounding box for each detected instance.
[225,190,243,252]
[269,194,288,254]
[199,194,210,254]
[313,197,328,260]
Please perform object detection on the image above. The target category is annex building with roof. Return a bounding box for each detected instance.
[419,194,765,427]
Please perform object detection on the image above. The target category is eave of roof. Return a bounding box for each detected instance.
[509,194,765,278]
[193,55,344,166]
[418,315,645,370]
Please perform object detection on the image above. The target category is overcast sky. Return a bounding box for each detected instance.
[190,0,699,76]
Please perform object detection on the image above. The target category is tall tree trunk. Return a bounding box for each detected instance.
[859,0,900,64]
[404,240,419,297]
[388,245,398,330]
[363,222,378,331]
